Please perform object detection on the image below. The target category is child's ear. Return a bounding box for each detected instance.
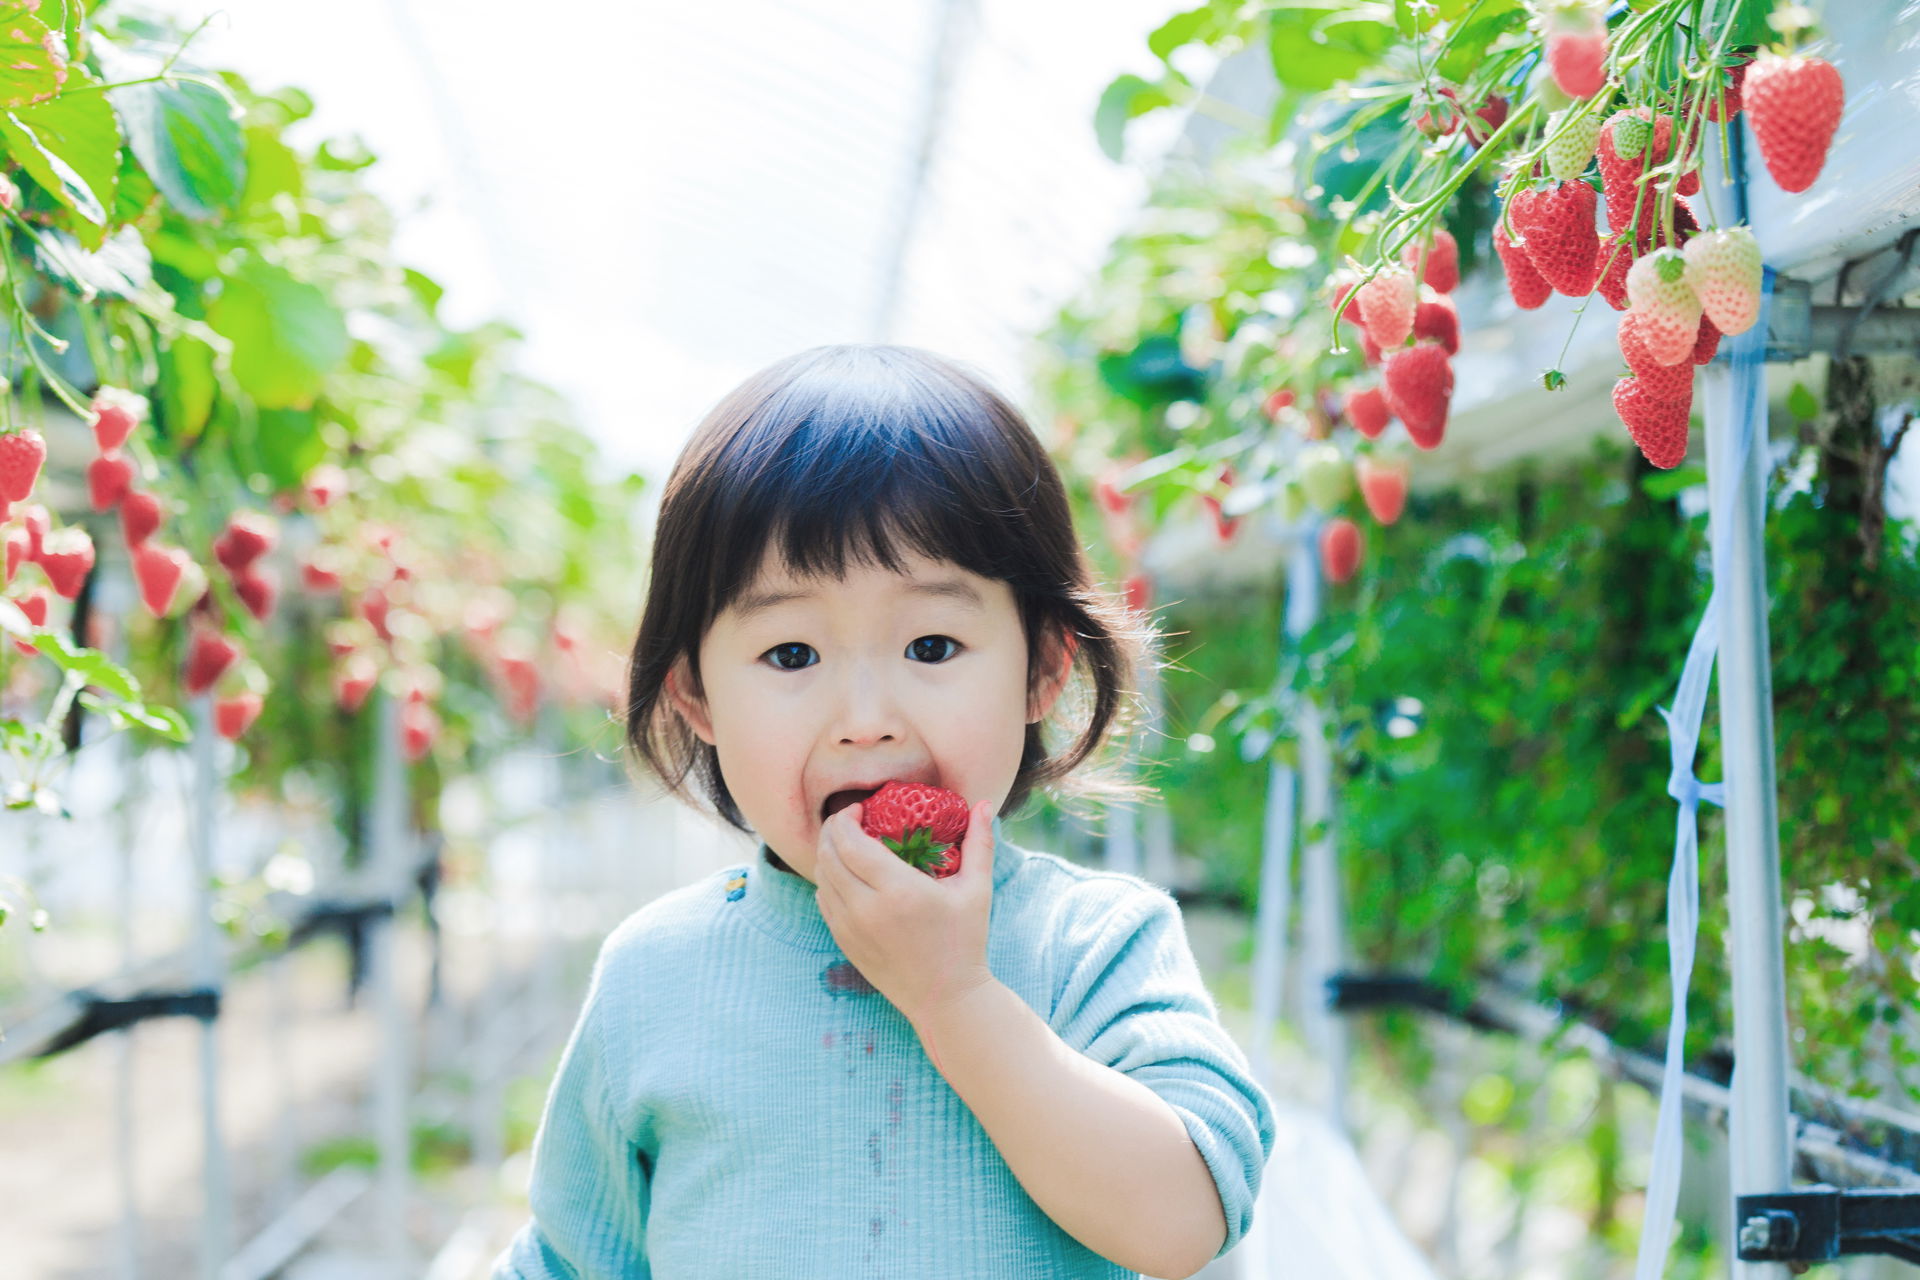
[664,657,717,745]
[1027,628,1078,724]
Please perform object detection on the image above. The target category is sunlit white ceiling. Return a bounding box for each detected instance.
[142,0,1188,488]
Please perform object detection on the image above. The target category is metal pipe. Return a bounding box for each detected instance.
[1703,299,1794,1280]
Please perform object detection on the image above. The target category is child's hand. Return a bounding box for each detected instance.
[814,798,998,1030]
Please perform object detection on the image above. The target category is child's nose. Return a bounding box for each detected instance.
[832,669,904,745]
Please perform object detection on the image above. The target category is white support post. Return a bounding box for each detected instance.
[1298,686,1348,1134]
[104,552,144,1280]
[1702,320,1794,1280]
[187,694,231,1280]
[366,685,414,1278]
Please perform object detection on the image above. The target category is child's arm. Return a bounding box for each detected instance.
[491,960,652,1279]
[910,886,1276,1280]
[911,975,1225,1278]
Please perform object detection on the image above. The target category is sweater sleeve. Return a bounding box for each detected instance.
[1048,884,1277,1264]
[490,952,652,1279]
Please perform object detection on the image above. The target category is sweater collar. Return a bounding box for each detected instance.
[737,814,1020,952]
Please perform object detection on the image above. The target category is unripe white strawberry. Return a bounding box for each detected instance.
[1682,227,1762,336]
[1626,248,1702,366]
[1544,107,1604,181]
[1298,442,1351,512]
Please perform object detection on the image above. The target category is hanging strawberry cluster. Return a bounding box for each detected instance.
[1484,2,1843,468]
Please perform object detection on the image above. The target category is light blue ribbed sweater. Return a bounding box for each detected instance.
[491,815,1276,1279]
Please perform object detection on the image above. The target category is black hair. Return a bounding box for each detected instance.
[623,342,1159,833]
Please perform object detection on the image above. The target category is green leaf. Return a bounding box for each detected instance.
[1787,381,1820,420]
[1266,6,1397,93]
[1433,3,1528,82]
[248,406,324,492]
[1149,6,1215,63]
[0,66,124,244]
[238,122,302,214]
[78,691,192,742]
[160,332,217,440]
[26,630,141,700]
[0,5,71,111]
[1094,73,1178,162]
[112,74,247,221]
[1640,463,1707,499]
[32,225,152,301]
[205,253,349,409]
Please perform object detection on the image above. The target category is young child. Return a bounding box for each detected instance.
[491,343,1276,1279]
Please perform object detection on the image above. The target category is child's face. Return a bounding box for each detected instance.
[665,545,1071,882]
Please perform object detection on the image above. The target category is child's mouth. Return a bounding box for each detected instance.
[821,787,880,821]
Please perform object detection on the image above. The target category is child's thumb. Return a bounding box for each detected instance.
[962,800,994,879]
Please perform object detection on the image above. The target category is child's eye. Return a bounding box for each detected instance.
[758,636,964,671]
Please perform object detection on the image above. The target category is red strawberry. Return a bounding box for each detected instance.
[89,389,145,452]
[336,651,379,713]
[303,463,349,509]
[120,490,164,548]
[1320,517,1362,584]
[1495,223,1552,309]
[16,502,48,559]
[1598,109,1675,233]
[401,700,440,762]
[1744,53,1844,193]
[0,428,46,502]
[1441,88,1507,146]
[1200,465,1240,544]
[858,780,971,878]
[1401,228,1460,294]
[1356,266,1418,349]
[1413,298,1459,355]
[215,512,277,572]
[1356,456,1409,526]
[1347,386,1394,439]
[1706,58,1749,123]
[1383,343,1453,450]
[3,524,26,585]
[1095,466,1132,515]
[1617,312,1697,405]
[235,567,278,622]
[37,527,95,599]
[1692,315,1722,366]
[10,584,49,656]
[360,586,392,641]
[1262,388,1296,421]
[133,543,189,617]
[1122,571,1152,615]
[88,451,135,512]
[1596,236,1634,310]
[184,628,241,696]
[1518,180,1600,297]
[1613,376,1691,469]
[214,691,264,740]
[1360,325,1383,367]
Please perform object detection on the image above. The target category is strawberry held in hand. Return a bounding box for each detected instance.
[859,780,971,878]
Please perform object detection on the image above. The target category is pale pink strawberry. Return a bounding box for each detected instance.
[1355,456,1409,526]
[401,700,440,762]
[301,550,343,592]
[335,651,379,713]
[1682,227,1761,335]
[304,463,349,509]
[16,502,48,560]
[0,428,46,502]
[1541,2,1608,98]
[1613,376,1691,469]
[1356,266,1418,349]
[36,526,95,600]
[1626,248,1702,365]
[88,451,135,512]
[1744,53,1845,193]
